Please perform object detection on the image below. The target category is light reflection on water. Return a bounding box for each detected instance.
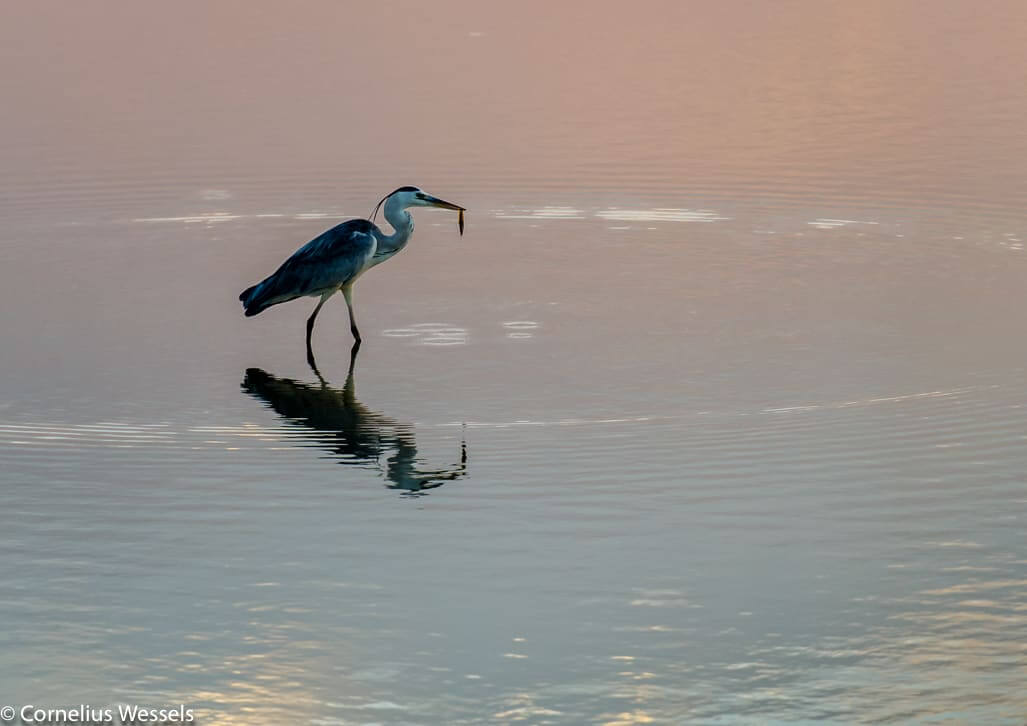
[2,0,1027,723]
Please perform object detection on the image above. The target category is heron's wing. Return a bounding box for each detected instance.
[282,219,377,288]
[256,220,378,305]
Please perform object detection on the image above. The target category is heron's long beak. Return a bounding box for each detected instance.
[425,195,465,211]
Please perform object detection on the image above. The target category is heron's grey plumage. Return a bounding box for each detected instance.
[240,219,377,316]
[239,186,465,361]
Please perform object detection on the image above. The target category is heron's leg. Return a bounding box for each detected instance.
[342,284,362,345]
[342,341,360,407]
[306,292,332,367]
[348,340,361,376]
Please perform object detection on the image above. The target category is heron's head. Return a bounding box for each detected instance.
[398,186,465,212]
[374,186,464,215]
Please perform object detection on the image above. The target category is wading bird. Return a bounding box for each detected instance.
[239,186,465,361]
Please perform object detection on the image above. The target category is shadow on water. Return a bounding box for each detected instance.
[241,345,467,495]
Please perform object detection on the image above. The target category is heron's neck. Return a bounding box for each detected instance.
[379,198,414,248]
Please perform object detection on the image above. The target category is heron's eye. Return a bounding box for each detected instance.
[415,193,427,200]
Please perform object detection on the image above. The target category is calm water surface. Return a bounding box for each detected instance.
[1,2,1026,723]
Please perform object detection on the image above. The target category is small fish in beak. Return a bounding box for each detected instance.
[416,192,465,235]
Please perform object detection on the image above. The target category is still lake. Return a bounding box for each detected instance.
[1,2,1025,723]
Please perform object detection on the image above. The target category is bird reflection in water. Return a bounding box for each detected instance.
[241,346,466,495]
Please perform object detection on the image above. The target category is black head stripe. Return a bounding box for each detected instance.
[369,186,419,223]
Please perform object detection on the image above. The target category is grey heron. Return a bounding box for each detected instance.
[239,186,465,360]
